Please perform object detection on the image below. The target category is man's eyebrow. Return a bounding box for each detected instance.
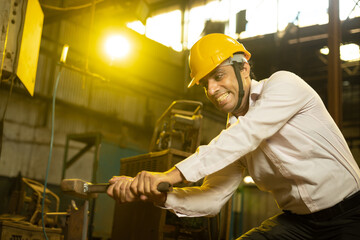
[199,66,228,85]
[203,67,225,80]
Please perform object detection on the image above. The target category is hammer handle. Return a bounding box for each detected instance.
[157,182,172,192]
[87,183,110,193]
[87,182,172,193]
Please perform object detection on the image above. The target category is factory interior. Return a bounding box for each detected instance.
[0,0,359,239]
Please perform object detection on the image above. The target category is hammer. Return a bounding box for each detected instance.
[61,178,172,199]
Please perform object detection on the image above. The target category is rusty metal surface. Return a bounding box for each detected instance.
[0,219,62,240]
[7,177,60,227]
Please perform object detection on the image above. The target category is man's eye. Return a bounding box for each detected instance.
[215,73,223,81]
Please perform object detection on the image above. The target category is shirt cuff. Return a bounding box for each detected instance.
[175,153,205,182]
[163,192,207,218]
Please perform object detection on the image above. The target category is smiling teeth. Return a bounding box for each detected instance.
[217,92,229,103]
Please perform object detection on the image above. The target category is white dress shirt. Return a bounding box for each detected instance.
[165,71,360,217]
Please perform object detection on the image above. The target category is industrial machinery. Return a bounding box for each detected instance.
[1,175,111,240]
[61,132,145,239]
[112,149,210,240]
[0,0,44,96]
[0,176,62,239]
[60,178,107,240]
[6,177,60,227]
[149,100,203,153]
[59,178,171,240]
[112,100,210,240]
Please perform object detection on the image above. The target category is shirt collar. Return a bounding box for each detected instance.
[226,79,265,127]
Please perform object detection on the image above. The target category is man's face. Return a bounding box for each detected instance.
[200,65,241,114]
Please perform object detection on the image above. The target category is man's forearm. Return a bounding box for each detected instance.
[165,167,186,185]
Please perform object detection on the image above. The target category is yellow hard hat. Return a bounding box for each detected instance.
[188,33,251,88]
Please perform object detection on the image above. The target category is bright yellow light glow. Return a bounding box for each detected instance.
[340,43,360,62]
[320,47,329,55]
[146,10,182,52]
[60,44,69,63]
[320,43,360,62]
[127,21,146,35]
[243,176,255,184]
[127,10,182,52]
[104,35,131,60]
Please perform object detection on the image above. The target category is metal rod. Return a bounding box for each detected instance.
[82,200,89,240]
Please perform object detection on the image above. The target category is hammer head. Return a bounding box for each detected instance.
[61,179,98,199]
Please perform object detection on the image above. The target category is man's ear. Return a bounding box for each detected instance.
[241,62,250,78]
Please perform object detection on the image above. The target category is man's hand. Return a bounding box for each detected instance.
[107,168,184,205]
[107,176,138,204]
[130,167,184,202]
[107,175,169,206]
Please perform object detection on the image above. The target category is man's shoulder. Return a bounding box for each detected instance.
[254,71,297,84]
[264,70,305,86]
[269,70,299,80]
[262,71,315,99]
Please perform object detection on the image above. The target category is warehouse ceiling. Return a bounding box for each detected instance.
[39,0,360,84]
[41,0,194,24]
[38,0,360,126]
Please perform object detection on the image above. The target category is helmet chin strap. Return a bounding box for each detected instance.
[232,61,244,111]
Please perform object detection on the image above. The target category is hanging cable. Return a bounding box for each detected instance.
[41,67,62,240]
[41,44,69,240]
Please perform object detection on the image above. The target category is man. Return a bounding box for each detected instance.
[107,33,360,239]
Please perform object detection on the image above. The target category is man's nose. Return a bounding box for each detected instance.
[207,79,219,96]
